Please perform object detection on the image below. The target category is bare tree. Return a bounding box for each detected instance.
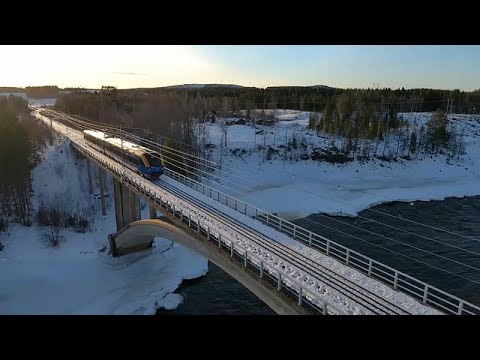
[41,223,63,248]
[382,129,390,158]
[220,119,229,149]
[221,97,230,118]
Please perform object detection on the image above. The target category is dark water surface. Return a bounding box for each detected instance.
[158,196,480,314]
[157,262,275,315]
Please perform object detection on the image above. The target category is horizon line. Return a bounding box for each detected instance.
[0,83,478,92]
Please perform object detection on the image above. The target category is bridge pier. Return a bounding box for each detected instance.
[98,167,107,216]
[113,178,141,231]
[149,205,157,219]
[86,160,94,195]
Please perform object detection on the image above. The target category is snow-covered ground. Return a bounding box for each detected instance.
[0,92,28,99]
[197,110,480,219]
[28,98,56,107]
[0,139,208,315]
[0,93,56,107]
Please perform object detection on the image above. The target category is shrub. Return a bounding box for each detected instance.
[0,218,8,233]
[63,214,77,228]
[36,204,51,226]
[41,225,63,248]
[75,218,89,233]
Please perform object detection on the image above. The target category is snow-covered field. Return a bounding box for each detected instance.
[0,140,208,315]
[0,92,28,99]
[197,110,480,219]
[28,98,56,107]
[0,93,56,107]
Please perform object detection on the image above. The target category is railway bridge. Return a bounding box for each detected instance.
[32,107,480,316]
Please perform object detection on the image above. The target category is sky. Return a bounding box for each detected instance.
[0,45,479,91]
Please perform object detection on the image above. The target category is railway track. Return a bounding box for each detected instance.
[154,179,413,315]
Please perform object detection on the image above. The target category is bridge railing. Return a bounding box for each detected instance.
[163,168,480,315]
[71,140,346,315]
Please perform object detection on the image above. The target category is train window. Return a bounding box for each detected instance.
[145,153,162,167]
[128,154,140,166]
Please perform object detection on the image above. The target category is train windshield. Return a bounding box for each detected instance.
[145,153,162,167]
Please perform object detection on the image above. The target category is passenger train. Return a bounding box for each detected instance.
[83,130,164,180]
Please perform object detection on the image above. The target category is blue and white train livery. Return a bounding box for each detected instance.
[83,129,164,180]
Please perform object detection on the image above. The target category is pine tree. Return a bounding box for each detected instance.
[336,93,353,124]
[316,116,324,134]
[387,106,399,129]
[374,118,384,156]
[425,109,450,156]
[382,129,390,157]
[457,128,466,159]
[409,131,417,155]
[0,98,34,226]
[323,99,334,134]
[308,112,318,129]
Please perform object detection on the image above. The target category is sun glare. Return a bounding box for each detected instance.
[0,45,218,88]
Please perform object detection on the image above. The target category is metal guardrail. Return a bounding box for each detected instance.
[163,168,480,315]
[70,140,345,315]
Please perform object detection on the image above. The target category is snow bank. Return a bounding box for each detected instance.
[198,111,480,219]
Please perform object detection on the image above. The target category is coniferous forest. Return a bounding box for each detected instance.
[0,96,53,234]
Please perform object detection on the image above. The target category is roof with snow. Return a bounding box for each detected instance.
[83,129,158,158]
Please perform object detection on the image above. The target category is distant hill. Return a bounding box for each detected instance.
[266,85,334,90]
[308,85,334,90]
[162,84,246,90]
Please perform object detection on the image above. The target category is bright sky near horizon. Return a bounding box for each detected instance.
[1,45,479,91]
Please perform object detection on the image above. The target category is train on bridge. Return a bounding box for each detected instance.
[83,129,164,180]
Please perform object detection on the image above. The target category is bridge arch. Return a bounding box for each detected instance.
[111,218,304,315]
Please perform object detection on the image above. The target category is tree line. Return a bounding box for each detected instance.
[0,96,54,234]
[0,86,60,99]
[145,85,480,114]
[53,86,475,175]
[308,104,467,162]
[5,83,480,113]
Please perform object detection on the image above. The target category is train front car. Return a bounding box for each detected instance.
[142,151,164,180]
